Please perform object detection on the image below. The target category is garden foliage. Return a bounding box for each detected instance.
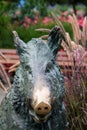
[53,14,87,130]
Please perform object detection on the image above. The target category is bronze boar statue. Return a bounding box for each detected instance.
[0,26,67,130]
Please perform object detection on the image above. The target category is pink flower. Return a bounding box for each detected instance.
[78,17,84,27]
[22,22,30,28]
[42,17,52,24]
[22,22,27,27]
[25,16,31,24]
[34,19,38,24]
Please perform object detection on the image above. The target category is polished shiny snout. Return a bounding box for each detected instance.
[34,101,51,115]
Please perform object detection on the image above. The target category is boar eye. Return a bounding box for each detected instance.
[45,62,53,73]
[25,65,32,74]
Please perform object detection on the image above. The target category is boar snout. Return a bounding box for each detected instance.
[34,102,51,115]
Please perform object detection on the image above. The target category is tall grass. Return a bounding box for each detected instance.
[64,61,87,129]
[0,52,11,93]
[53,14,87,129]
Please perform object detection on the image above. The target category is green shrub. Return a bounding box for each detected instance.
[0,15,14,48]
[12,22,55,48]
[21,0,48,18]
[62,22,73,39]
[1,22,54,48]
[0,19,73,49]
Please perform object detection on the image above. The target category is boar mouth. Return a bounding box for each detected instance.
[29,109,51,123]
[34,113,51,123]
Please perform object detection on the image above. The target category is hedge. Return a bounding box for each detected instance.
[0,19,73,49]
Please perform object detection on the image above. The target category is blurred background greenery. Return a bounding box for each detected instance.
[0,0,87,48]
[0,1,87,130]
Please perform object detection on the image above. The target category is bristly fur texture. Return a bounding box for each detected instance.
[0,26,67,130]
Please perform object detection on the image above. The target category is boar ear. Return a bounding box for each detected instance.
[47,26,62,58]
[12,31,27,55]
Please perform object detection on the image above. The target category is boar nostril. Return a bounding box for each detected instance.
[44,107,48,110]
[38,107,41,111]
[34,102,51,115]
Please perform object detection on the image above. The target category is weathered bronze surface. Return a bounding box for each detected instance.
[0,26,67,130]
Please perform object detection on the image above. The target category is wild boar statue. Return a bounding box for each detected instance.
[0,26,67,130]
